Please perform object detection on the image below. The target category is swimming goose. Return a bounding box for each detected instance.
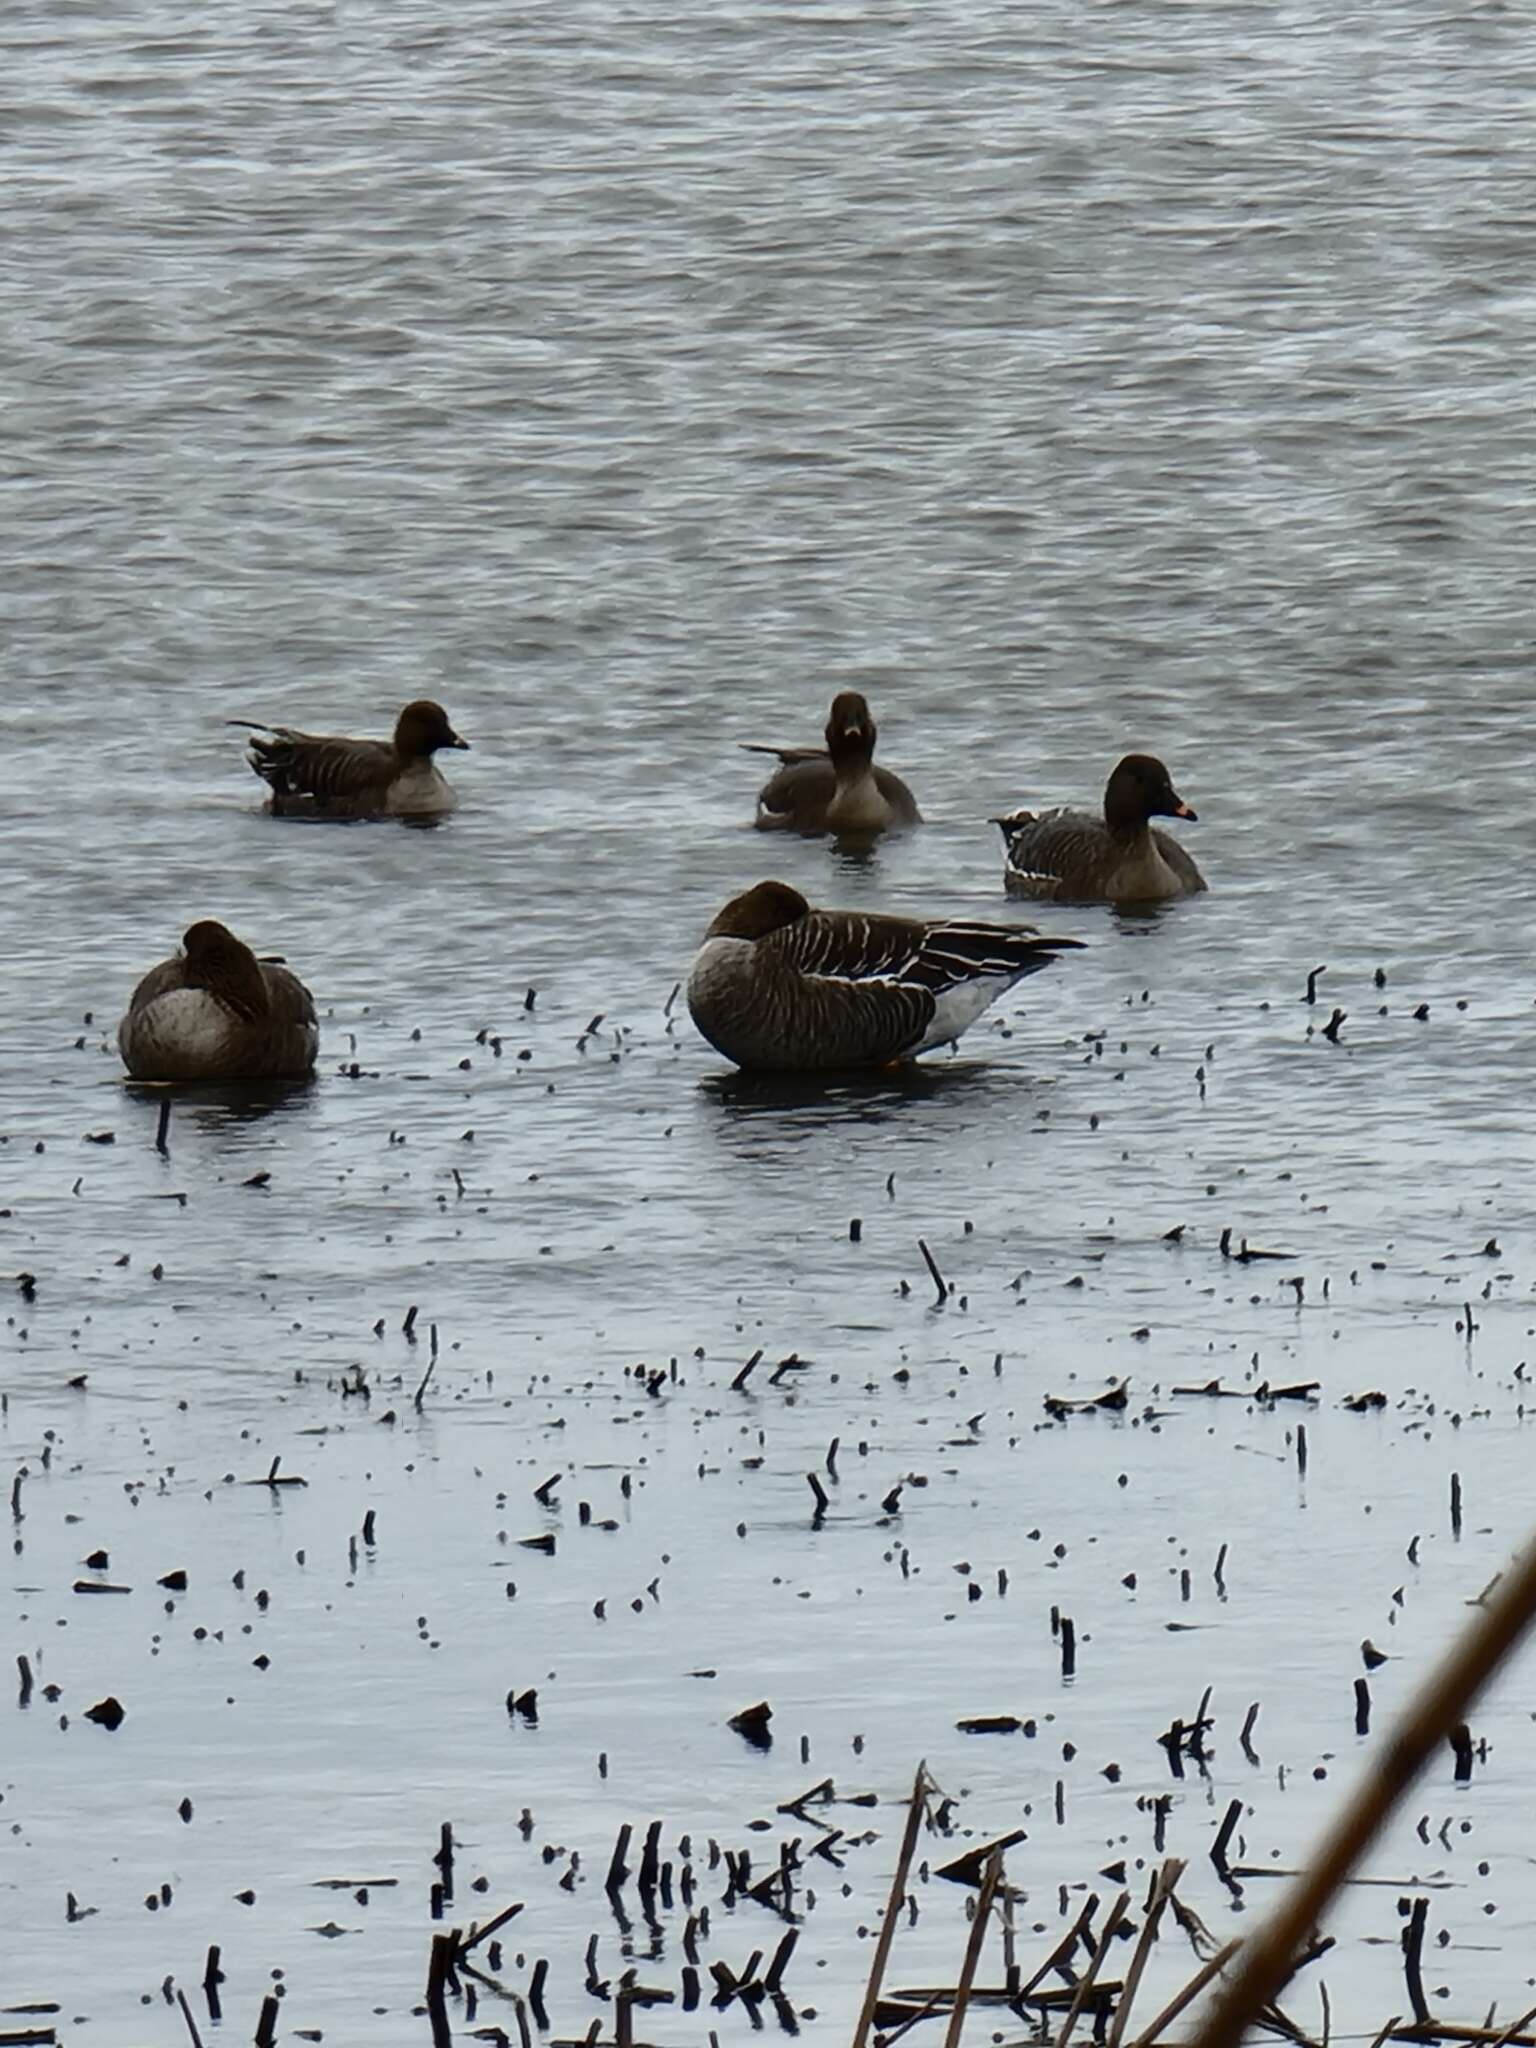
[118,921,319,1082]
[994,754,1206,904]
[687,880,1082,1071]
[744,691,922,835]
[233,699,469,818]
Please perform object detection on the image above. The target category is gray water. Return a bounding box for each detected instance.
[7,1,1536,2040]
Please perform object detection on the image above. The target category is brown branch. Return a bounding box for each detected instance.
[941,1850,1003,2048]
[1123,1939,1241,2048]
[1186,1539,1536,2048]
[851,1763,930,2048]
[1107,1861,1184,2048]
[1057,1892,1129,2048]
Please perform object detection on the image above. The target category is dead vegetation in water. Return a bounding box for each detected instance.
[8,983,1536,2044]
[829,1526,1536,2048]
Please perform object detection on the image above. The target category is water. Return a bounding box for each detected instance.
[6,1,1536,2039]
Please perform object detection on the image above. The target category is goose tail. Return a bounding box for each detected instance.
[917,922,1083,988]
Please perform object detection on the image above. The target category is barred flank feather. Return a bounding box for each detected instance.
[248,731,397,807]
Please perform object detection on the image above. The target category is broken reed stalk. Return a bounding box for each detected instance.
[730,1349,763,1393]
[1186,1535,1536,2048]
[941,1849,1003,2048]
[1402,1896,1430,2024]
[175,1987,203,2047]
[917,1239,948,1306]
[878,1988,949,2048]
[426,1930,454,2047]
[1124,1940,1241,2048]
[1383,2029,1536,2048]
[510,1994,534,2048]
[1056,1890,1129,2048]
[851,1763,930,2048]
[459,1899,524,1956]
[413,1344,437,1412]
[1017,1892,1100,2002]
[1106,1861,1184,2048]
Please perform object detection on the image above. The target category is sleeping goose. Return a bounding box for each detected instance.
[687,880,1082,1071]
[118,921,319,1083]
[233,698,469,818]
[744,691,922,836]
[994,754,1206,904]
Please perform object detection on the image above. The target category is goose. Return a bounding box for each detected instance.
[687,880,1081,1071]
[994,754,1205,903]
[118,921,319,1082]
[744,691,922,836]
[233,699,469,818]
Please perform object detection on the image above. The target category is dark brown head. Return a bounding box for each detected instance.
[395,700,469,758]
[182,920,271,1021]
[823,691,877,768]
[705,881,811,942]
[1104,754,1197,831]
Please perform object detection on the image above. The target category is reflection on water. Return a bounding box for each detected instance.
[826,831,888,870]
[122,1075,319,1133]
[703,1055,1008,1122]
[1107,902,1187,935]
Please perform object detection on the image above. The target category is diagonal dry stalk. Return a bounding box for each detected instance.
[1057,1891,1130,2048]
[852,1762,932,2048]
[941,1850,1004,2048]
[1107,1860,1186,2048]
[1018,1891,1102,2003]
[1185,1538,1536,2048]
[1125,1940,1243,2048]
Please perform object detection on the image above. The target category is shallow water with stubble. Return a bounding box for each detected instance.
[6,1,1536,2040]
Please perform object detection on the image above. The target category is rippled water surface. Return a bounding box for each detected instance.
[7,1,1536,2040]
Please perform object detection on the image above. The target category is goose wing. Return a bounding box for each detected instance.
[259,961,319,1027]
[773,908,931,982]
[994,806,1103,898]
[777,908,1080,986]
[872,764,923,825]
[899,918,1083,991]
[236,721,395,804]
[739,741,828,765]
[761,910,937,1057]
[753,754,837,832]
[767,910,1080,1057]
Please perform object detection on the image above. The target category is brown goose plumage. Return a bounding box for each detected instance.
[994,754,1206,904]
[118,921,319,1082]
[687,880,1082,1071]
[234,699,469,818]
[744,692,922,836]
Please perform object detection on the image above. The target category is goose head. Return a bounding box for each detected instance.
[1104,754,1196,831]
[395,700,470,758]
